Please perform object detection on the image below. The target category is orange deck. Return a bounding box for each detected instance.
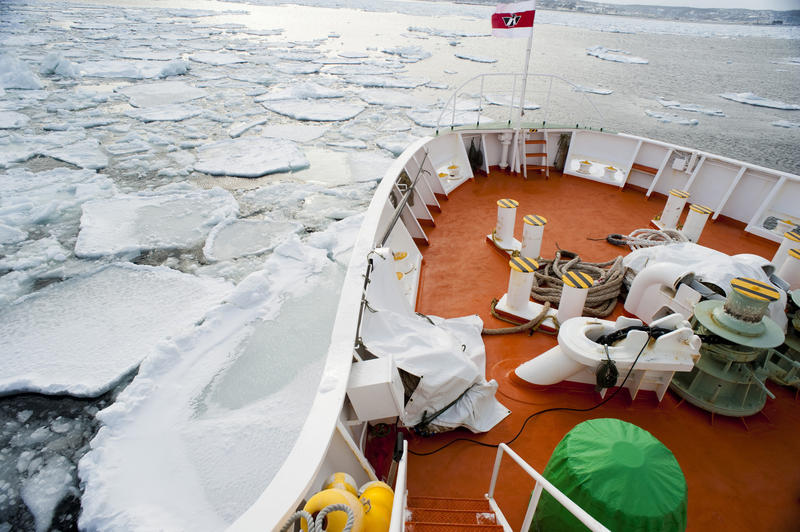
[404,169,799,531]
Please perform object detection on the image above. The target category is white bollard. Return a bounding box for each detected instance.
[521,215,547,259]
[777,249,800,290]
[507,256,538,311]
[682,204,713,243]
[556,271,593,324]
[771,229,800,270]
[659,189,690,229]
[494,198,519,246]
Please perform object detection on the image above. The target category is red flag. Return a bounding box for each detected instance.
[492,1,536,38]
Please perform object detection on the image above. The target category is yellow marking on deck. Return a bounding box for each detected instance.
[785,230,800,242]
[730,277,780,302]
[509,257,538,273]
[689,204,713,215]
[669,189,690,199]
[523,214,547,226]
[788,248,800,260]
[563,271,594,289]
[497,198,519,209]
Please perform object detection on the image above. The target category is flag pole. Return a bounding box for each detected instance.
[516,23,535,126]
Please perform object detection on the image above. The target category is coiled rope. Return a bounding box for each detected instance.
[279,504,355,532]
[530,250,624,318]
[604,228,687,250]
[482,300,554,335]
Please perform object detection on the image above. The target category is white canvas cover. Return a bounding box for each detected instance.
[359,248,509,433]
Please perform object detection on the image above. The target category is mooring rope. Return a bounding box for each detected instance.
[605,228,687,250]
[530,251,624,318]
[482,300,555,335]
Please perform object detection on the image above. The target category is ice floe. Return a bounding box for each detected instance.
[254,81,346,101]
[39,53,79,78]
[43,138,109,170]
[0,263,232,396]
[454,53,496,64]
[572,85,613,95]
[407,26,490,39]
[74,185,238,259]
[190,52,246,66]
[125,103,204,122]
[77,59,190,79]
[645,110,699,126]
[203,218,303,262]
[228,118,267,138]
[0,111,30,129]
[0,237,68,271]
[20,454,74,532]
[260,124,329,142]
[586,45,648,64]
[78,235,350,531]
[376,132,419,156]
[273,62,321,75]
[0,53,43,89]
[117,80,207,107]
[357,88,417,108]
[195,137,309,177]
[407,108,493,128]
[343,75,429,89]
[263,100,365,122]
[719,92,800,110]
[382,46,431,62]
[482,93,540,109]
[772,120,800,129]
[657,97,725,116]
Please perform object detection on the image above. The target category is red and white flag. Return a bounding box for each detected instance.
[491,1,536,38]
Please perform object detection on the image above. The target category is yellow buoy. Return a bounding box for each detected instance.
[359,481,394,532]
[323,472,359,497]
[302,488,365,532]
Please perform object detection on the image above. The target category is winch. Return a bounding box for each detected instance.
[670,277,785,417]
[764,289,800,391]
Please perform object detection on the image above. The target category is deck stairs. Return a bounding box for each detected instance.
[405,495,504,531]
[522,129,549,179]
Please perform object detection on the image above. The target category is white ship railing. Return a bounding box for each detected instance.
[487,443,610,532]
[435,72,607,133]
[388,440,408,532]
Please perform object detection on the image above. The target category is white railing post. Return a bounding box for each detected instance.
[488,443,505,499]
[520,482,543,531]
[389,440,408,532]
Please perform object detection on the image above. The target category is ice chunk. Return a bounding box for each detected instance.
[0,111,30,129]
[407,26,490,38]
[39,53,79,78]
[20,455,74,532]
[75,186,238,259]
[78,59,189,79]
[0,237,68,270]
[103,135,151,156]
[228,118,267,138]
[42,138,109,170]
[118,80,207,107]
[719,92,800,110]
[454,53,496,64]
[195,137,309,178]
[0,223,27,244]
[407,108,493,128]
[0,263,232,396]
[327,139,367,150]
[254,82,345,101]
[114,48,181,61]
[344,75,429,89]
[189,52,246,66]
[772,120,800,128]
[261,124,328,142]
[382,46,431,62]
[126,103,204,122]
[0,54,43,89]
[376,132,419,156]
[263,100,365,122]
[273,62,321,75]
[358,88,416,108]
[572,85,613,95]
[658,97,725,116]
[306,214,364,265]
[645,110,699,125]
[78,241,343,530]
[203,218,303,262]
[483,93,540,109]
[586,45,648,64]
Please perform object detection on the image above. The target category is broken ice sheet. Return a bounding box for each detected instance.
[343,75,429,89]
[260,124,329,142]
[117,80,208,107]
[263,100,365,122]
[0,263,232,396]
[719,92,800,110]
[77,59,190,79]
[586,45,648,64]
[273,62,321,75]
[357,88,417,108]
[407,108,493,128]
[376,132,419,156]
[254,82,346,102]
[189,52,246,66]
[194,137,309,178]
[74,185,239,259]
[645,110,699,125]
[203,218,303,262]
[125,103,204,122]
[0,110,30,129]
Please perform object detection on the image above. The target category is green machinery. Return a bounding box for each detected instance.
[764,289,800,390]
[671,277,785,417]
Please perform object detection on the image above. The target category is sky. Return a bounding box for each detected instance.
[599,0,800,11]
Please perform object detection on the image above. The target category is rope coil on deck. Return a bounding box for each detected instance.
[605,228,688,250]
[530,251,624,318]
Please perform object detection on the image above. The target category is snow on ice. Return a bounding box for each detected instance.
[0,54,43,89]
[0,263,232,397]
[74,185,239,259]
[194,137,309,177]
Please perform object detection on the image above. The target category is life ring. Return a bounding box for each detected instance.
[323,472,359,497]
[302,488,365,532]
[359,481,394,532]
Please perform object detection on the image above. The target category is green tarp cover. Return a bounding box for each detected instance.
[532,418,687,532]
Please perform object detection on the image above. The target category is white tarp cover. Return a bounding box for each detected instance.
[623,242,787,330]
[359,248,509,433]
